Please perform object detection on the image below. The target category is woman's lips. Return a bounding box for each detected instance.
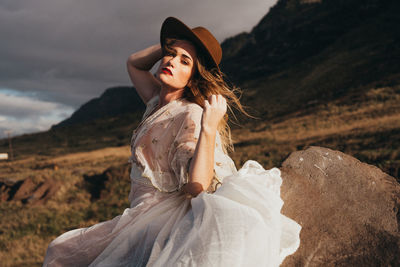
[162,68,172,76]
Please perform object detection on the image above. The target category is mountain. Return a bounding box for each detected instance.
[53,86,145,129]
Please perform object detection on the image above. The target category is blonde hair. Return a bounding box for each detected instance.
[163,37,252,153]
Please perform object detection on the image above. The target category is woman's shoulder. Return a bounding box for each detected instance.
[177,99,203,121]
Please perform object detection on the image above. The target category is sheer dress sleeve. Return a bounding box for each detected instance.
[168,105,203,190]
[168,104,238,192]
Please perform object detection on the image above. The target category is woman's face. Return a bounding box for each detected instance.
[156,39,197,90]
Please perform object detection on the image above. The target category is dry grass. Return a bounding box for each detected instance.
[0,234,49,267]
[0,146,130,183]
[234,86,400,145]
[234,107,400,144]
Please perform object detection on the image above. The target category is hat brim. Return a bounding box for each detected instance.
[160,17,219,71]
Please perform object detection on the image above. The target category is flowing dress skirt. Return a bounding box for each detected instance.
[43,160,301,267]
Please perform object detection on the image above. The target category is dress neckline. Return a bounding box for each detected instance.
[146,95,180,120]
[130,95,186,153]
[133,95,182,139]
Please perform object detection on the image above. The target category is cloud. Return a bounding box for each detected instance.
[0,89,74,138]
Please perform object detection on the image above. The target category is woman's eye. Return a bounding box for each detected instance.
[182,61,189,65]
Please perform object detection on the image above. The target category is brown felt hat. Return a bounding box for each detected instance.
[160,17,222,72]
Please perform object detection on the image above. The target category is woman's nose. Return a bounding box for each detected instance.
[166,59,174,68]
[168,56,179,67]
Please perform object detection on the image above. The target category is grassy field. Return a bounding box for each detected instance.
[0,84,399,266]
[0,147,132,266]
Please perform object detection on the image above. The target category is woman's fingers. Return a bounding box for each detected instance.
[204,99,210,108]
[212,94,217,104]
[202,95,227,131]
[208,94,226,107]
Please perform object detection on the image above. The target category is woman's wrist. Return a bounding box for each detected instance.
[200,123,217,137]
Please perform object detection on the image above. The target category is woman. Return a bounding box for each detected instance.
[43,17,301,267]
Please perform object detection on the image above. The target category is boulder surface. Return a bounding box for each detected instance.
[280,146,400,266]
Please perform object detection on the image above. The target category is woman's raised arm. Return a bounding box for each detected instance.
[126,44,162,104]
[182,95,227,197]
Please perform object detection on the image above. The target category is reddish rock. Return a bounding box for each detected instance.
[26,180,61,205]
[0,177,60,205]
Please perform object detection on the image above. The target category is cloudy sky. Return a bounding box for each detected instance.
[0,0,278,138]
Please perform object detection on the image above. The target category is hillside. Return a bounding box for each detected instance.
[221,0,400,118]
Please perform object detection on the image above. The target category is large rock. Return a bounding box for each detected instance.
[280,146,400,266]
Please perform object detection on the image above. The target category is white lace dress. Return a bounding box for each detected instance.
[43,95,301,267]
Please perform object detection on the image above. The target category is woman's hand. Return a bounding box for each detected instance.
[201,94,227,134]
[185,94,226,198]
